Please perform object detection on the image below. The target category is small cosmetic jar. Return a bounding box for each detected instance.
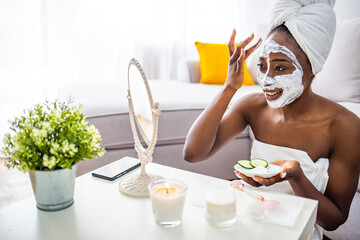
[204,190,237,227]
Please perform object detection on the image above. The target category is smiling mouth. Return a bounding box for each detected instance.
[264,89,283,100]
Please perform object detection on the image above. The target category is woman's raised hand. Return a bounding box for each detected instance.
[226,29,262,91]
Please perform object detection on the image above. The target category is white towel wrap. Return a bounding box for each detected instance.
[269,0,336,75]
[251,139,329,240]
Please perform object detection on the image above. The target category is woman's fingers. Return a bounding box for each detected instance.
[239,32,255,50]
[237,48,245,67]
[252,174,284,186]
[228,29,236,56]
[230,48,246,73]
[230,44,242,65]
[229,32,261,65]
[269,160,301,180]
[244,38,262,60]
[237,160,301,187]
[234,170,261,187]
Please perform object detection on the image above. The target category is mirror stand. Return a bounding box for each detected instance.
[118,58,163,198]
[118,103,163,198]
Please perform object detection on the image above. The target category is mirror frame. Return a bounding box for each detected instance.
[127,58,158,150]
[118,58,163,198]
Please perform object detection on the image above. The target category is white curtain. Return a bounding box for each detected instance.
[0,0,246,151]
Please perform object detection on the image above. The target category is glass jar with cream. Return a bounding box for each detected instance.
[204,190,237,227]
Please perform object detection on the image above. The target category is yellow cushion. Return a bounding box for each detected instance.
[195,42,254,85]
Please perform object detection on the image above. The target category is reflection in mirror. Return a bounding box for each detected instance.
[128,64,153,146]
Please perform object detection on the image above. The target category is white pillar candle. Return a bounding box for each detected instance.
[205,190,237,227]
[148,179,187,227]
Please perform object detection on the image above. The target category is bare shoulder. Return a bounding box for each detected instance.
[314,95,359,128]
[326,100,360,138]
[331,109,360,148]
[322,97,360,165]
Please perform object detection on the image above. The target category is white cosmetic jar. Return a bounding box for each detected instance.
[204,190,237,227]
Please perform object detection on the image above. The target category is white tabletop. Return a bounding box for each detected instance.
[0,163,317,240]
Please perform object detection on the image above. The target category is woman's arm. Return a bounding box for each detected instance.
[313,114,360,230]
[183,30,261,162]
[286,116,359,230]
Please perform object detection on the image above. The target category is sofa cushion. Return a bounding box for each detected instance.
[177,59,201,83]
[312,18,360,103]
[195,42,254,85]
[337,102,360,117]
[58,80,262,149]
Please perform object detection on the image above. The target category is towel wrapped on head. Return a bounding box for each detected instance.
[269,0,336,75]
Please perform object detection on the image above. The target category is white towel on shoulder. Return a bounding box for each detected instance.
[269,0,336,74]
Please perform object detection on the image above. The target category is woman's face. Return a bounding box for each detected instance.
[257,32,309,108]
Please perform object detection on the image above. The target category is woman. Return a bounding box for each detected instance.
[183,0,360,239]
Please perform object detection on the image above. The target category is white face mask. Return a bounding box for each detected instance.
[257,40,304,108]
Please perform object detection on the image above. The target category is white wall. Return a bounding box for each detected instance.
[334,0,360,21]
[238,0,273,39]
[238,0,360,37]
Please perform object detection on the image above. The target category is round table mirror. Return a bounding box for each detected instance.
[118,58,163,198]
[128,59,153,148]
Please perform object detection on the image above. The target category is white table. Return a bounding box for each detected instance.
[0,163,317,240]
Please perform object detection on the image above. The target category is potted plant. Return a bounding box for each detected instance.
[1,99,105,211]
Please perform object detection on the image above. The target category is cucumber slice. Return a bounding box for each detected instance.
[238,160,254,169]
[250,158,268,168]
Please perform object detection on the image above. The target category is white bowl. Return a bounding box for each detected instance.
[234,164,282,178]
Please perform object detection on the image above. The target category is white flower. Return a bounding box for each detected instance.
[68,143,78,157]
[13,142,21,152]
[49,109,61,124]
[31,129,48,145]
[61,140,70,153]
[43,154,56,169]
[19,162,29,172]
[50,142,60,155]
[42,122,52,131]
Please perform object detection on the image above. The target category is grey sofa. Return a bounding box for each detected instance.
[58,18,359,240]
[58,79,262,179]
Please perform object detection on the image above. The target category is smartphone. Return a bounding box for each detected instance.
[91,156,141,181]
